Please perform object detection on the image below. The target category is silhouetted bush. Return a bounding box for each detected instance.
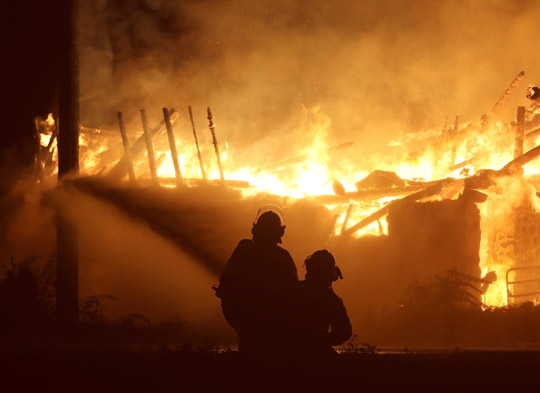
[0,256,53,332]
[356,270,540,347]
[0,256,115,333]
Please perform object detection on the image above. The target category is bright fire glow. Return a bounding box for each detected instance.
[40,105,540,307]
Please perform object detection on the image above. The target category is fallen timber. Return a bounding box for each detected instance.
[116,112,136,182]
[140,109,159,185]
[500,143,540,175]
[308,178,458,205]
[526,126,540,139]
[340,202,354,235]
[333,160,511,236]
[163,107,183,186]
[488,70,525,116]
[465,143,540,189]
[188,106,206,180]
[108,109,178,180]
[341,182,444,236]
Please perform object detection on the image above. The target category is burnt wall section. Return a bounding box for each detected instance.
[387,198,481,281]
[325,198,483,331]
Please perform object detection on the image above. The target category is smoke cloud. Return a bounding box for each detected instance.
[80,0,540,165]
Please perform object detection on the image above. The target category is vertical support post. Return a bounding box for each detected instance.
[46,118,59,168]
[116,112,136,182]
[515,106,526,159]
[340,202,354,235]
[163,107,183,187]
[326,214,339,241]
[56,0,79,328]
[452,115,459,137]
[188,106,206,181]
[140,109,159,185]
[207,107,225,181]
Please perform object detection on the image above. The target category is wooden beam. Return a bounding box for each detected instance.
[116,111,136,182]
[188,106,207,181]
[489,71,525,116]
[207,107,225,181]
[107,109,177,180]
[308,178,457,205]
[340,202,354,235]
[163,107,183,187]
[140,109,159,185]
[500,143,540,175]
[341,182,443,237]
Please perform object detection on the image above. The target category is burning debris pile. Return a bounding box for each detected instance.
[33,71,540,310]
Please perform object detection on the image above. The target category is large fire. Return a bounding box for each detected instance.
[35,89,540,308]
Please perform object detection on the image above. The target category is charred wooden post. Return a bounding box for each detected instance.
[342,182,443,236]
[33,117,43,182]
[163,107,183,186]
[377,219,384,235]
[188,106,207,181]
[489,71,525,116]
[140,109,159,186]
[525,126,540,139]
[207,107,225,181]
[46,118,59,167]
[500,143,540,175]
[452,115,459,137]
[116,112,136,182]
[57,0,79,327]
[340,202,354,235]
[515,106,526,159]
[326,214,339,241]
[108,111,177,180]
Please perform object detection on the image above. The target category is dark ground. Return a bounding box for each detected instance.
[2,339,540,393]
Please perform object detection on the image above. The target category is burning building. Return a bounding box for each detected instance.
[4,1,540,341]
[32,67,540,319]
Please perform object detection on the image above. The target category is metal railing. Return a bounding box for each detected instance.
[506,265,540,304]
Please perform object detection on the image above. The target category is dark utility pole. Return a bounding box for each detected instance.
[56,0,79,328]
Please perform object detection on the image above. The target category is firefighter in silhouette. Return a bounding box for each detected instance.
[218,205,298,355]
[293,249,352,357]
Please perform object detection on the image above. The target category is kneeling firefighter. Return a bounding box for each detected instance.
[293,249,352,357]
